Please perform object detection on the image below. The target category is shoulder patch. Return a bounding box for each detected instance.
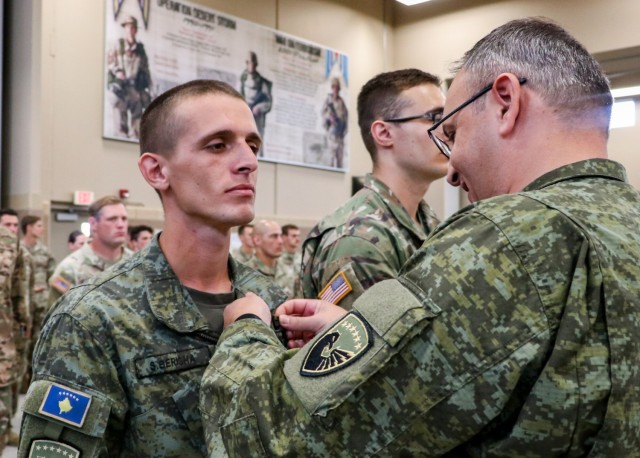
[50,275,72,294]
[38,383,92,427]
[301,312,372,377]
[28,439,80,457]
[318,271,352,305]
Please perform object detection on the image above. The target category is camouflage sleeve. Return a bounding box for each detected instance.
[310,234,401,310]
[18,312,128,457]
[200,211,563,455]
[48,262,75,309]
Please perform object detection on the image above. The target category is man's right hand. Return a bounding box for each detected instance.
[275,299,347,348]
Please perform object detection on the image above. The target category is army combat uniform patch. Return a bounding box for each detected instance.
[50,275,72,294]
[38,383,92,427]
[301,312,372,377]
[318,271,352,305]
[28,439,80,458]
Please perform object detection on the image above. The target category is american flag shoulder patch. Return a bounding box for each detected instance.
[318,271,352,305]
[50,276,72,294]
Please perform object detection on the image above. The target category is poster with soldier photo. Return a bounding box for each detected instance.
[103,0,350,172]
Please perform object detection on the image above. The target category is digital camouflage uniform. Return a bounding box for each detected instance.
[0,227,19,451]
[279,250,301,298]
[245,256,291,298]
[297,173,440,310]
[19,235,287,457]
[48,242,133,307]
[23,241,55,338]
[201,160,640,456]
[230,246,252,265]
[12,245,33,413]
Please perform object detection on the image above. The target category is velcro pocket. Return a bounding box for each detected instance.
[284,279,439,416]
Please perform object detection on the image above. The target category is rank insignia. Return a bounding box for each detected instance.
[38,383,92,428]
[28,439,80,458]
[301,312,372,377]
[318,271,352,305]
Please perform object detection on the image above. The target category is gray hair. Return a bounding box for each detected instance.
[453,17,612,134]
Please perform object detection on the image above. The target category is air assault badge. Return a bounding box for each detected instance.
[28,440,80,458]
[301,312,372,377]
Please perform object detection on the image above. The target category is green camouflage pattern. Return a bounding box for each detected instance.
[296,173,440,309]
[200,159,640,456]
[12,244,33,380]
[230,247,252,265]
[23,241,55,337]
[0,227,19,443]
[19,235,288,457]
[245,256,292,298]
[48,242,132,307]
[277,250,301,298]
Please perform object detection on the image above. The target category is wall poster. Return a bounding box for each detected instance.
[104,0,350,171]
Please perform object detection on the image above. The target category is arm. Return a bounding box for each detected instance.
[19,312,127,457]
[200,211,555,456]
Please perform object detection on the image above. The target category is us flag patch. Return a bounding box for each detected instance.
[318,271,352,305]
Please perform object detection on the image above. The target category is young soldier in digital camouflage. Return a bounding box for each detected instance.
[200,18,640,455]
[279,224,302,294]
[18,80,287,457]
[296,68,446,310]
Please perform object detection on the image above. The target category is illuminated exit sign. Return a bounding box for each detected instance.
[73,191,94,206]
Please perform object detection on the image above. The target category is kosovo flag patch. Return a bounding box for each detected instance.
[301,312,372,377]
[38,383,92,427]
[28,439,80,458]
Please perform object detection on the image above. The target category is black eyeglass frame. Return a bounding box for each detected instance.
[428,77,527,158]
[383,109,444,124]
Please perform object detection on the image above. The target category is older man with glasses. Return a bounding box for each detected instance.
[200,17,640,456]
[296,68,447,311]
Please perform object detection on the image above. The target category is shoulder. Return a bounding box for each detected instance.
[233,262,288,308]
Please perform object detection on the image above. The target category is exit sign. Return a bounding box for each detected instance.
[73,191,94,206]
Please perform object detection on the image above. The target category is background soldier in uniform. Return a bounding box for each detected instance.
[230,224,254,264]
[200,18,640,455]
[298,69,445,309]
[19,80,287,457]
[246,220,291,297]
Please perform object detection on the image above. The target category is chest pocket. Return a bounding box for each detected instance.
[284,278,440,417]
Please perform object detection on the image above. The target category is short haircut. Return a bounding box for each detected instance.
[139,79,246,156]
[21,215,41,235]
[68,230,84,244]
[453,17,612,136]
[89,196,123,219]
[281,224,299,236]
[237,224,254,236]
[357,69,441,160]
[130,224,154,241]
[0,208,18,219]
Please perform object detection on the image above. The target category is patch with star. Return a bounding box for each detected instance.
[50,275,72,294]
[28,439,80,457]
[301,312,372,377]
[38,383,92,428]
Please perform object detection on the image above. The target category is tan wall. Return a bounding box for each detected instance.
[5,0,640,254]
[392,0,640,200]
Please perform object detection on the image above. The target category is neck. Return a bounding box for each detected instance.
[90,239,123,262]
[372,167,431,223]
[160,223,232,294]
[255,250,276,268]
[241,245,253,255]
[23,234,38,247]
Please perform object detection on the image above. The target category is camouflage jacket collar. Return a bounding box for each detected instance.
[78,240,132,271]
[364,174,436,238]
[524,159,627,192]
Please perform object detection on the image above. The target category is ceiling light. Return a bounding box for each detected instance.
[395,0,433,5]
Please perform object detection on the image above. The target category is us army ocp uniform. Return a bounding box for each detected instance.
[296,174,439,309]
[201,160,640,455]
[19,236,287,457]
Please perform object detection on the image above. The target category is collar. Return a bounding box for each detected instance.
[523,159,627,192]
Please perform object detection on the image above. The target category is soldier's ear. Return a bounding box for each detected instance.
[370,120,393,148]
[138,152,169,192]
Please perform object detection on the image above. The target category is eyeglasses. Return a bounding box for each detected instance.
[384,109,443,124]
[428,77,527,158]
